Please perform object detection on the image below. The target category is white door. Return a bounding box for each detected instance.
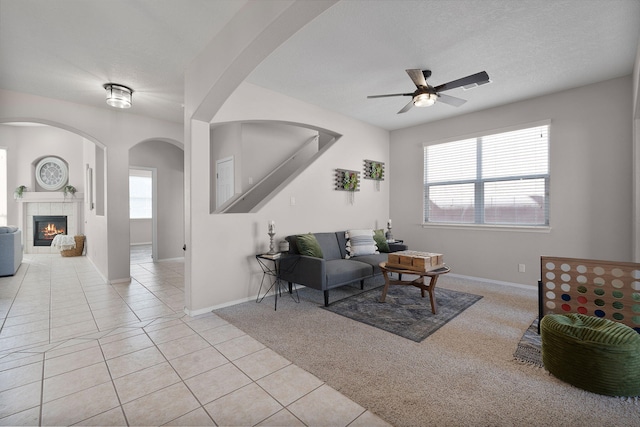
[216,156,234,208]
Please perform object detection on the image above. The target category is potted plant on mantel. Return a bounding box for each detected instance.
[63,185,77,198]
[14,185,27,199]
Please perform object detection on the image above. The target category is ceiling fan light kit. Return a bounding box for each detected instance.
[413,92,437,107]
[368,69,490,114]
[103,83,133,109]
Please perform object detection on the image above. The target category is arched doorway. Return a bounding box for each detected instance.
[0,121,105,265]
[128,139,184,264]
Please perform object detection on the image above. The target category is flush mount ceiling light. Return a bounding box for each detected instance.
[412,92,437,107]
[103,83,133,109]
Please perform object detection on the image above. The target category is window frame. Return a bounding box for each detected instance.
[422,120,551,231]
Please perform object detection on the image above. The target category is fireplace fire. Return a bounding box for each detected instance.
[33,215,67,246]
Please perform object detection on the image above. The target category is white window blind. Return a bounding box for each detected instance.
[129,174,152,219]
[424,124,549,226]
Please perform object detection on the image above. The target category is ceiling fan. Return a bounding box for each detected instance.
[367,69,490,114]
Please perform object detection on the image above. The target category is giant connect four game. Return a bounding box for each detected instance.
[540,256,640,333]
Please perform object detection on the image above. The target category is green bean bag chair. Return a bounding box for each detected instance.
[541,313,640,397]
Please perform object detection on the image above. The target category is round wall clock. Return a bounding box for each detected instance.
[35,157,68,191]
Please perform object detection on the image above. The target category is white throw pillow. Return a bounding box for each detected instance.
[345,229,379,258]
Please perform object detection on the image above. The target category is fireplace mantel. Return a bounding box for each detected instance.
[16,192,85,203]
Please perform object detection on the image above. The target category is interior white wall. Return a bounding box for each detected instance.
[130,219,152,245]
[129,141,185,260]
[210,123,243,210]
[186,82,389,312]
[210,122,318,213]
[83,138,108,277]
[183,0,337,313]
[0,89,183,282]
[390,76,633,286]
[635,115,640,263]
[632,38,640,262]
[240,122,318,189]
[94,145,106,216]
[0,124,85,225]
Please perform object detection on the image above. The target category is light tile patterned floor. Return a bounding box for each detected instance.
[0,251,390,426]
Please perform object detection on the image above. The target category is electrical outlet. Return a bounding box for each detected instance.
[290,196,296,206]
[518,264,526,273]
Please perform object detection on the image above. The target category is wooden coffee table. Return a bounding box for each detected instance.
[379,262,450,314]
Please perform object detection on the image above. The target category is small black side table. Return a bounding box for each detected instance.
[255,254,299,310]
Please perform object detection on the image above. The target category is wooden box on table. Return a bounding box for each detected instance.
[387,250,444,272]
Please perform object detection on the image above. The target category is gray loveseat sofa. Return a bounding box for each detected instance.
[279,231,407,306]
[0,226,23,276]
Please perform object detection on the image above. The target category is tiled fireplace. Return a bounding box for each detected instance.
[16,192,84,254]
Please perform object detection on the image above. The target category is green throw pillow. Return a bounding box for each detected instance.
[296,233,324,258]
[374,229,390,253]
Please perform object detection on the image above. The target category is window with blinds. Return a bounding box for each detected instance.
[129,174,152,219]
[423,123,549,226]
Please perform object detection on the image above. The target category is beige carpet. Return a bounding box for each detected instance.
[216,275,640,426]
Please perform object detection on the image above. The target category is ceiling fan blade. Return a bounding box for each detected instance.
[367,93,413,99]
[437,93,467,107]
[434,71,490,92]
[397,100,414,114]
[406,69,427,88]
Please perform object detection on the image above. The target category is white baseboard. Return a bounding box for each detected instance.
[448,273,537,291]
[181,286,303,317]
[86,255,108,283]
[157,256,185,263]
[184,295,256,317]
[85,255,131,285]
[183,306,212,317]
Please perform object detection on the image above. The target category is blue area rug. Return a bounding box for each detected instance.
[323,285,482,342]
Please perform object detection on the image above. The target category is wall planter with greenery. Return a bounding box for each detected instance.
[335,169,360,192]
[335,168,360,204]
[364,159,385,191]
[364,159,385,181]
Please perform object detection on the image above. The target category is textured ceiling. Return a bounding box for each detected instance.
[247,0,640,130]
[1,0,639,130]
[0,0,247,123]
